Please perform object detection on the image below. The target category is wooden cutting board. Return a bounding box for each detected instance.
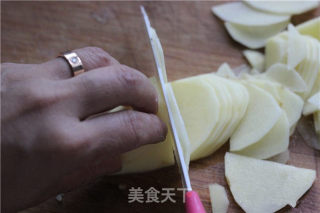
[2,1,319,212]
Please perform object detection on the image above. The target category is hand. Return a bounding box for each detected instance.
[1,47,167,212]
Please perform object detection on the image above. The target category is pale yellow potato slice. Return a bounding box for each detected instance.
[247,78,304,129]
[216,63,236,78]
[197,75,249,159]
[244,0,319,15]
[171,77,220,156]
[209,184,229,213]
[243,50,265,72]
[297,17,320,40]
[268,150,290,164]
[212,2,289,26]
[303,71,320,115]
[265,36,288,68]
[234,111,289,159]
[263,63,307,92]
[166,84,191,167]
[213,78,249,151]
[225,152,316,213]
[296,37,319,100]
[191,75,231,160]
[225,21,289,49]
[287,24,307,69]
[230,83,282,151]
[308,92,320,109]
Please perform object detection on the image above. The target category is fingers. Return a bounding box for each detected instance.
[79,110,167,156]
[68,64,158,119]
[39,47,119,79]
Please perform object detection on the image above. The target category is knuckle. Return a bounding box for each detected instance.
[23,81,67,109]
[82,46,116,66]
[122,110,143,147]
[52,125,85,152]
[117,65,146,89]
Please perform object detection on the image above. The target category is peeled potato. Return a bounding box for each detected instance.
[209,184,229,213]
[171,77,220,156]
[247,78,304,130]
[297,17,320,40]
[212,2,289,26]
[166,84,191,167]
[263,63,307,92]
[216,63,236,78]
[268,150,290,164]
[303,72,320,115]
[265,36,288,68]
[234,111,289,159]
[243,50,265,72]
[296,36,320,100]
[225,21,289,49]
[194,75,249,159]
[191,75,231,160]
[287,24,307,69]
[230,83,282,151]
[225,152,316,213]
[244,0,319,15]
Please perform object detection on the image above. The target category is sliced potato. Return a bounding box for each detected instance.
[247,78,304,129]
[216,63,236,78]
[244,0,319,15]
[197,75,249,159]
[212,2,290,26]
[268,150,290,164]
[225,21,289,49]
[225,153,316,213]
[209,184,229,213]
[234,111,289,159]
[265,36,288,68]
[243,50,265,72]
[230,83,282,151]
[192,75,231,160]
[296,37,320,100]
[297,17,320,40]
[166,84,191,167]
[308,92,320,109]
[304,70,320,115]
[171,77,220,156]
[287,24,307,69]
[263,63,307,92]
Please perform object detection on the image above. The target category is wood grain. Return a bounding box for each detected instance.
[2,1,320,212]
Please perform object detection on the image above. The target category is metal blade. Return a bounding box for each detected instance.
[140,6,192,191]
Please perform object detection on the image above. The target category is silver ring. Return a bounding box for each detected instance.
[59,52,84,76]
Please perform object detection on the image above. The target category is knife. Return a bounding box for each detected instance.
[140,6,206,213]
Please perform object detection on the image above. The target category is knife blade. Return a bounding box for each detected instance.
[140,6,206,213]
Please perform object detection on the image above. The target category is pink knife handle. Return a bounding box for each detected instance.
[185,191,206,213]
